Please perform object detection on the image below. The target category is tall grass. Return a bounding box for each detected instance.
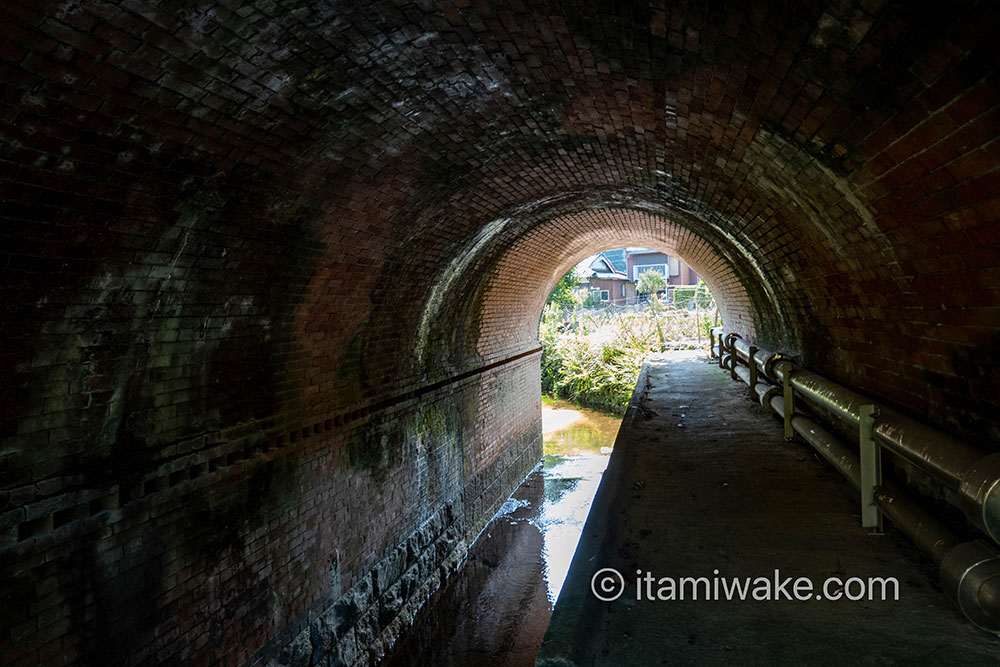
[540,292,717,414]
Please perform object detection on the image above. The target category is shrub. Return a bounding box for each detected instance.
[671,282,713,308]
[539,292,718,414]
[636,270,666,295]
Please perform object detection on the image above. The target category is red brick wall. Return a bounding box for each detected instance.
[2,0,1000,665]
[2,346,541,666]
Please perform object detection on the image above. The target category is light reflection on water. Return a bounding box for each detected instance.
[541,396,622,456]
[535,453,610,604]
[382,397,620,666]
[538,397,621,603]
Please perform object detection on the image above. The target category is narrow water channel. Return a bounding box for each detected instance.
[381,397,622,666]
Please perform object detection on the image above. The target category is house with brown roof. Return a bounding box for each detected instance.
[579,249,700,304]
[578,253,636,305]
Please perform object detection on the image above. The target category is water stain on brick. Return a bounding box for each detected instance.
[190,455,302,562]
[208,207,324,427]
[345,414,407,476]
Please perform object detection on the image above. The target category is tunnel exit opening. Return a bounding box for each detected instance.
[532,245,724,607]
[538,246,720,417]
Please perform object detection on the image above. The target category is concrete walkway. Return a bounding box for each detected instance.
[537,352,1000,666]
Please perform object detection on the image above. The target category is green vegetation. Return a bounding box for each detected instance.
[540,285,717,414]
[636,269,666,295]
[671,283,713,308]
[546,268,581,307]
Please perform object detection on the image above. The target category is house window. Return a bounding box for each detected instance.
[600,290,609,302]
[634,264,667,280]
[621,284,626,297]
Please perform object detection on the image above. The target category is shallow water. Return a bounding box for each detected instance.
[381,398,621,666]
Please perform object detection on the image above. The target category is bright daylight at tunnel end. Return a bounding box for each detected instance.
[1,1,999,666]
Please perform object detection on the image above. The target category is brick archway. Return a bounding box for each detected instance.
[2,1,999,664]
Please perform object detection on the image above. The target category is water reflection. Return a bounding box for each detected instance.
[541,397,621,457]
[382,398,620,666]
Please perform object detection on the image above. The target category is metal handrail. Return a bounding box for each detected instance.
[718,331,1000,634]
[727,337,1000,543]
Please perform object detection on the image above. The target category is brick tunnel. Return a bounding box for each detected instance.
[1,1,999,665]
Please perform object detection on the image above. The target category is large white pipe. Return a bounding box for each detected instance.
[749,375,1000,634]
[727,333,1000,545]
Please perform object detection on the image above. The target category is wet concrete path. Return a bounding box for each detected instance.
[538,352,1000,666]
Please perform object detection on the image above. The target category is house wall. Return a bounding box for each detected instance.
[588,278,634,305]
[620,281,637,304]
[628,252,671,280]
[669,264,700,286]
[628,253,699,285]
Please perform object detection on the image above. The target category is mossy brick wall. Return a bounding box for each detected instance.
[2,351,541,666]
[2,0,1000,665]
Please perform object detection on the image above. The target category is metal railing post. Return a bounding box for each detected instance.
[860,404,883,532]
[726,333,741,380]
[781,362,794,440]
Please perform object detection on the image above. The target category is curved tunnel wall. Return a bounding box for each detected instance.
[468,205,773,351]
[2,0,999,664]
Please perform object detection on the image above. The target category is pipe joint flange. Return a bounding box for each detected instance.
[941,540,1000,633]
[959,453,1000,545]
[724,332,742,355]
[759,386,783,415]
[763,353,791,383]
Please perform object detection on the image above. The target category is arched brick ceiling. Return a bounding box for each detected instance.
[484,206,765,344]
[3,0,999,448]
[4,2,1000,664]
[413,203,774,371]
